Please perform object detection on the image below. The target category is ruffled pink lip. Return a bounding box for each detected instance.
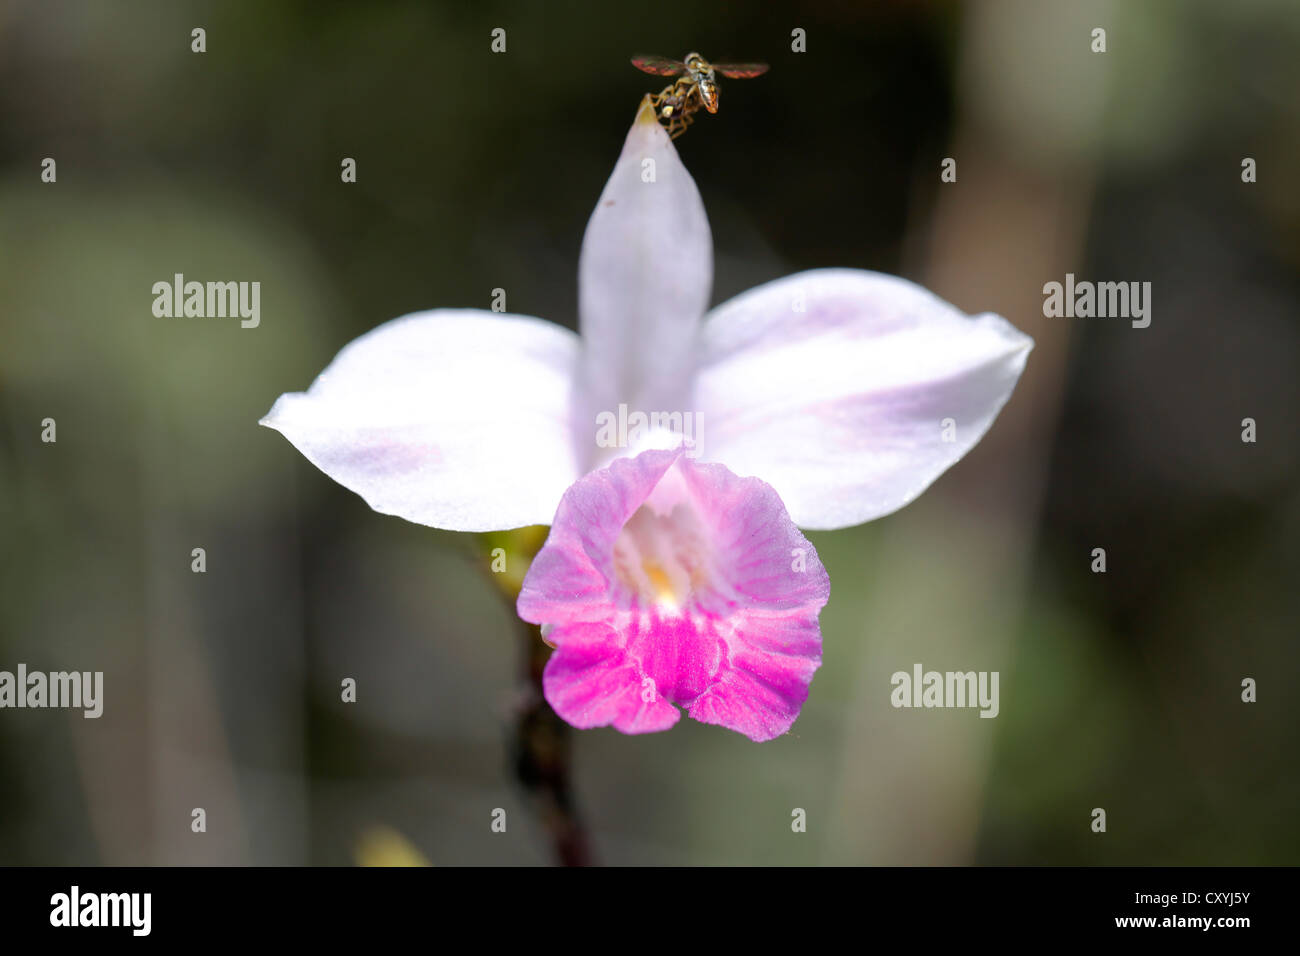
[518,447,829,741]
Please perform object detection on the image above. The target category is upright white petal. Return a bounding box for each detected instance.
[261,309,582,532]
[577,96,712,467]
[694,269,1033,530]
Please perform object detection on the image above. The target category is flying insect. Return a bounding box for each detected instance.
[631,52,769,139]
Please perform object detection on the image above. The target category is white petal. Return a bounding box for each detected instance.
[261,309,582,532]
[693,269,1033,530]
[576,96,712,465]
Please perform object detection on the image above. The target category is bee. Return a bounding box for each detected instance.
[631,52,769,139]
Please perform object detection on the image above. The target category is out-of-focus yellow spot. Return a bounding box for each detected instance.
[479,525,548,599]
[355,825,431,867]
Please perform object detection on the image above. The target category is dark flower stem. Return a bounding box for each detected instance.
[476,528,593,866]
[511,617,593,866]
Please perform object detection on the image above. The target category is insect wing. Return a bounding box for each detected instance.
[713,62,769,79]
[631,55,686,76]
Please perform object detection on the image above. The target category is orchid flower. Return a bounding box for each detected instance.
[261,97,1032,740]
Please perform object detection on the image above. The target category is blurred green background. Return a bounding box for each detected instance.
[1,0,1296,865]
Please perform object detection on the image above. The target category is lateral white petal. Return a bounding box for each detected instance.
[261,309,582,532]
[694,269,1033,530]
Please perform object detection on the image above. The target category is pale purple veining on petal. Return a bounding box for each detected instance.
[260,309,582,532]
[693,268,1033,530]
[518,447,829,741]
